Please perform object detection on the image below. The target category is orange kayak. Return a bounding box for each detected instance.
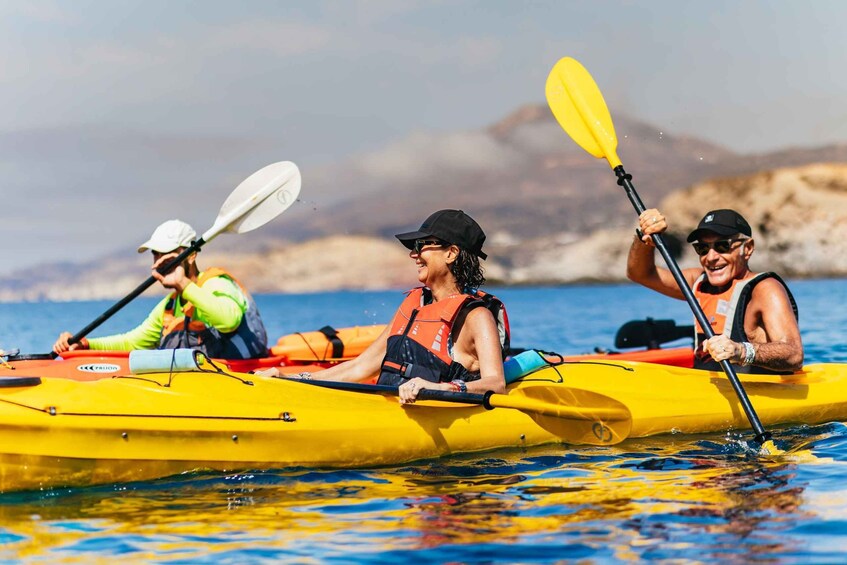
[270,324,385,362]
[269,319,695,367]
[0,343,693,383]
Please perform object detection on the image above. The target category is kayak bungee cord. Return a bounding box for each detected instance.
[514,360,635,386]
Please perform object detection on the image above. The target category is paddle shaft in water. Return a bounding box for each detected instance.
[614,166,770,443]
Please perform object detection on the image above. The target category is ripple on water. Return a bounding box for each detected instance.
[1,283,847,561]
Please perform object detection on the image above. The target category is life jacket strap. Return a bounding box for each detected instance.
[382,360,407,375]
[381,359,440,383]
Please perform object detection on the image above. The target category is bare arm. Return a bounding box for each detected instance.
[702,279,803,372]
[626,208,700,300]
[461,307,506,395]
[307,324,392,383]
[748,279,803,371]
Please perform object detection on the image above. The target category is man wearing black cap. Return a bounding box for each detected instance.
[627,207,803,374]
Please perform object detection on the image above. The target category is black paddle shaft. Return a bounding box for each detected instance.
[614,165,771,444]
[61,238,206,354]
[292,378,496,408]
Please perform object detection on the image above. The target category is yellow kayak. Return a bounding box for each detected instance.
[0,359,845,493]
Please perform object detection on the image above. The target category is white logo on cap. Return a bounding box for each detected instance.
[704,214,714,223]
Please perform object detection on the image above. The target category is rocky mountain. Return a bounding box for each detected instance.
[660,163,847,277]
[272,104,737,244]
[511,162,847,284]
[3,105,847,302]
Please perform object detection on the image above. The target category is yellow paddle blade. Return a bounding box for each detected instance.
[545,57,622,169]
[489,385,632,446]
[759,439,786,456]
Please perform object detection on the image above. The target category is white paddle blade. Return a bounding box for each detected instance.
[202,161,302,242]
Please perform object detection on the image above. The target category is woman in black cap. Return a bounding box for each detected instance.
[284,209,509,402]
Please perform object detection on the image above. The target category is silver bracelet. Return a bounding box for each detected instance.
[297,371,312,380]
[451,379,467,393]
[741,342,756,366]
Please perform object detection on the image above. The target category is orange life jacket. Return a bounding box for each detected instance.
[377,287,509,386]
[692,271,798,374]
[160,268,268,359]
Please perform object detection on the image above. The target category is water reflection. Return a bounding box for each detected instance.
[0,426,844,562]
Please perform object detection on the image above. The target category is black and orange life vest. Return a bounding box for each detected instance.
[159,268,268,359]
[692,271,798,374]
[377,287,510,386]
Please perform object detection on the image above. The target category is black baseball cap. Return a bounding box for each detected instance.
[395,209,488,260]
[686,209,752,242]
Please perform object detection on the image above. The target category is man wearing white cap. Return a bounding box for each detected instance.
[53,219,268,359]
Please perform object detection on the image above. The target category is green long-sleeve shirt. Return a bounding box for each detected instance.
[88,274,247,351]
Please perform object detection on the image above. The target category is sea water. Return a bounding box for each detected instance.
[0,280,846,562]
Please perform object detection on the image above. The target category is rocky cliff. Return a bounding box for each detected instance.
[660,163,847,277]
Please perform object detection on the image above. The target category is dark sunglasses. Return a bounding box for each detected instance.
[691,237,748,256]
[412,239,447,254]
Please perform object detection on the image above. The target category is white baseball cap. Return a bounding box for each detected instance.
[137,220,197,253]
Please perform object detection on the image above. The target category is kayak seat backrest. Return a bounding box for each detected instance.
[614,318,694,350]
[504,350,550,384]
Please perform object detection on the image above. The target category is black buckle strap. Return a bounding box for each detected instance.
[382,360,412,376]
[318,325,344,359]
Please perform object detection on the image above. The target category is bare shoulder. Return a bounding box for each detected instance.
[464,305,497,328]
[750,277,792,303]
[455,306,498,345]
[749,276,797,322]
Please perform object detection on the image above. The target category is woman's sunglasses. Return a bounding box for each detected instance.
[691,237,748,257]
[412,239,447,254]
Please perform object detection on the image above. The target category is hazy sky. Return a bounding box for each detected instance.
[3,0,847,271]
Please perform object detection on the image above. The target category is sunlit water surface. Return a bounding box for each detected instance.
[1,280,846,563]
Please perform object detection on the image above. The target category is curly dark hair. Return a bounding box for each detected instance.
[450,248,485,293]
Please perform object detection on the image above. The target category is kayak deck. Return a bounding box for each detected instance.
[546,360,847,437]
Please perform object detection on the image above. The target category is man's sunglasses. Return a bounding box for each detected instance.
[412,239,447,254]
[691,237,748,257]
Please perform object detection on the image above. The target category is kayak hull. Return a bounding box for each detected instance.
[0,360,845,492]
[0,372,563,492]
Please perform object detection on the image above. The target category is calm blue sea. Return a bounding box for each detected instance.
[1,280,847,563]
